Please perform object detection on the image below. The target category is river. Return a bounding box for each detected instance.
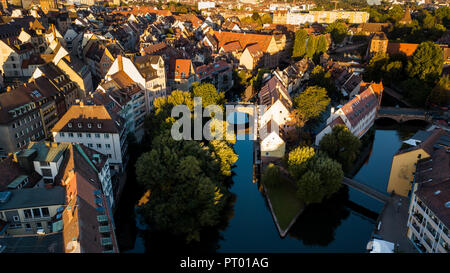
[116,117,427,253]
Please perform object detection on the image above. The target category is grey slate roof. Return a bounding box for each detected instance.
[0,187,65,211]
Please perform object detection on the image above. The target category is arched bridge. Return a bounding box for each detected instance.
[376,107,432,123]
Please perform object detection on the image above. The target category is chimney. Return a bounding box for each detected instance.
[118,55,123,72]
[29,21,33,29]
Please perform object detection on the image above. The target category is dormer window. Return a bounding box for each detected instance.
[88,123,92,128]
[68,122,72,128]
[97,123,102,128]
[78,123,82,128]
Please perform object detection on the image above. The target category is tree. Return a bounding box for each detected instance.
[428,75,450,107]
[261,163,281,187]
[136,131,228,243]
[192,82,226,108]
[407,41,444,83]
[292,86,330,126]
[306,35,317,59]
[308,66,338,98]
[319,124,361,173]
[292,29,308,60]
[260,14,272,25]
[316,35,328,55]
[295,154,343,205]
[363,53,389,83]
[387,5,404,23]
[287,146,316,180]
[325,22,348,44]
[400,78,432,107]
[435,6,450,27]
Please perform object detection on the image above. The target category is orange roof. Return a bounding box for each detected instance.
[113,6,172,17]
[213,31,274,53]
[387,42,418,57]
[170,59,193,80]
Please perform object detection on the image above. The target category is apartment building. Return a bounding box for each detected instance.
[0,37,34,78]
[315,82,383,146]
[106,55,166,112]
[0,187,65,236]
[51,104,127,173]
[406,147,450,253]
[168,58,196,92]
[195,60,233,92]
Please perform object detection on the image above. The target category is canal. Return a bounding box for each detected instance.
[116,118,427,253]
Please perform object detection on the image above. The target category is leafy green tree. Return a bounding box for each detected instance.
[319,125,361,173]
[407,41,444,83]
[292,29,308,60]
[306,35,317,59]
[316,35,328,55]
[435,6,450,27]
[136,131,227,243]
[287,146,316,180]
[295,154,343,205]
[260,14,273,24]
[261,163,281,187]
[210,139,238,176]
[292,86,330,126]
[363,53,389,83]
[308,66,338,98]
[383,60,404,85]
[388,5,404,23]
[400,78,432,107]
[428,75,450,107]
[192,82,226,108]
[325,22,348,44]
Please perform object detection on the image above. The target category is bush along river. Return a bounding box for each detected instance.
[114,113,428,253]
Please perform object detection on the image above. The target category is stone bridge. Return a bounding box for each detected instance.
[376,107,432,123]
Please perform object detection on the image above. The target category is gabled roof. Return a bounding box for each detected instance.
[51,105,122,134]
[169,58,193,80]
[337,87,378,128]
[213,31,274,53]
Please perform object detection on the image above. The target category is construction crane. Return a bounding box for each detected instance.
[331,0,338,10]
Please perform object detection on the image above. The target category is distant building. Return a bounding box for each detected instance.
[168,58,196,92]
[198,1,215,10]
[40,0,58,14]
[399,7,413,25]
[367,32,389,58]
[387,129,449,197]
[195,60,233,92]
[51,104,127,173]
[285,11,369,25]
[406,147,450,253]
[315,82,383,146]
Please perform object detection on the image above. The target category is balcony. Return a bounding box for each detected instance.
[413,212,424,224]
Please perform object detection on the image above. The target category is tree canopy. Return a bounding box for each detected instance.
[136,89,237,243]
[292,86,330,126]
[192,82,226,108]
[319,125,361,173]
[428,75,450,107]
[406,41,444,83]
[325,22,348,44]
[287,148,343,205]
[292,29,308,60]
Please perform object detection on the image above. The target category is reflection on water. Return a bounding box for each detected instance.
[118,122,426,253]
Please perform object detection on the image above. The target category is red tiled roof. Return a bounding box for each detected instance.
[141,42,167,55]
[338,87,378,128]
[213,31,274,53]
[169,59,193,80]
[220,41,242,52]
[387,42,418,57]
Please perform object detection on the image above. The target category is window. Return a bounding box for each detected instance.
[13,216,20,222]
[97,123,102,128]
[68,123,72,128]
[105,144,111,149]
[41,208,49,217]
[77,133,82,138]
[59,132,65,137]
[41,168,52,177]
[88,143,93,148]
[86,133,91,138]
[25,223,32,230]
[88,123,92,128]
[97,144,102,149]
[78,123,82,128]
[104,133,109,139]
[95,133,100,138]
[36,222,42,228]
[24,209,32,219]
[108,154,112,158]
[32,208,42,218]
[69,133,74,137]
